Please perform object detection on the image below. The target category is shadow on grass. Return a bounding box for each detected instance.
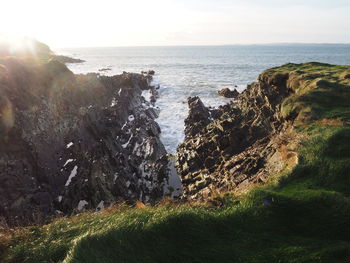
[63,187,350,263]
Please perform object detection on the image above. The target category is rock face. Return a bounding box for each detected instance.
[176,71,297,200]
[184,97,211,138]
[0,58,169,226]
[218,88,239,98]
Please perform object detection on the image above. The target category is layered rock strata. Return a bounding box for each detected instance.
[177,71,298,200]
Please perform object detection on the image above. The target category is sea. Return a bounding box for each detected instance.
[57,44,350,154]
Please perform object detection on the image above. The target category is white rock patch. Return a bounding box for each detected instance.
[122,134,133,148]
[65,166,78,186]
[63,159,74,167]
[113,172,119,183]
[128,115,135,121]
[110,98,117,107]
[121,122,128,130]
[77,200,88,211]
[96,200,104,211]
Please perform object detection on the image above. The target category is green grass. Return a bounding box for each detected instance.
[4,189,350,263]
[266,62,350,123]
[2,62,350,263]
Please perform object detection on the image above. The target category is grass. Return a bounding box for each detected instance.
[2,62,350,263]
[4,192,350,263]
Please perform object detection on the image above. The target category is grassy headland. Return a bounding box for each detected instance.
[2,62,350,263]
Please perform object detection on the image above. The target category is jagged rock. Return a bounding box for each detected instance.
[0,57,169,226]
[177,69,295,200]
[184,96,212,138]
[218,88,239,98]
[98,68,112,72]
[141,70,155,76]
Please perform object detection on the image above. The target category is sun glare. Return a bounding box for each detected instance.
[0,35,41,56]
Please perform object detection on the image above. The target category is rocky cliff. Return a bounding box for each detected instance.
[0,37,84,64]
[177,65,305,200]
[3,62,350,263]
[0,57,169,226]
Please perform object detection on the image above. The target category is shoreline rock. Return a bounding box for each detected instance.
[53,55,85,64]
[176,69,294,200]
[99,67,112,72]
[0,57,169,226]
[184,96,211,138]
[218,88,239,98]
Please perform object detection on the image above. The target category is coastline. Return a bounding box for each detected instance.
[2,59,350,262]
[1,40,350,262]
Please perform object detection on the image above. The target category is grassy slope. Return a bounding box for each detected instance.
[2,62,350,263]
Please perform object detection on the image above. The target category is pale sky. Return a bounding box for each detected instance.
[1,0,350,48]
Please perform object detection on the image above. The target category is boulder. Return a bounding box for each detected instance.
[218,88,239,98]
[98,68,112,72]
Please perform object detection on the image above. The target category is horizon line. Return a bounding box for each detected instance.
[53,42,350,49]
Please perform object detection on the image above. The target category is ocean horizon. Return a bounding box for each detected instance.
[55,43,350,49]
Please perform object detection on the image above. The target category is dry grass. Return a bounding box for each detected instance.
[320,118,344,127]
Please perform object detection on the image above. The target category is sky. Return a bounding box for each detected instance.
[1,0,350,48]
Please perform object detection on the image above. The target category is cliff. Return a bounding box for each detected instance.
[0,37,84,64]
[177,62,350,200]
[0,56,169,226]
[2,62,350,263]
